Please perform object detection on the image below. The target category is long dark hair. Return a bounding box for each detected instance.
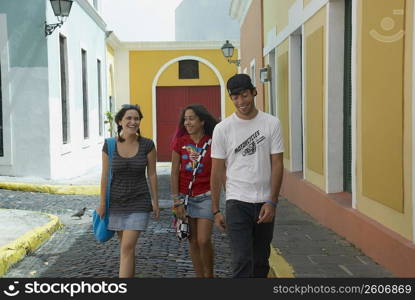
[114,105,144,142]
[173,104,218,141]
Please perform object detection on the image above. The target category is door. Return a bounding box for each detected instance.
[156,85,221,161]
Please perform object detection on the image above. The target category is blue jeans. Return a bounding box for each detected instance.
[225,200,275,278]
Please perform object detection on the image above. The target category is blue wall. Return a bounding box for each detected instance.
[0,0,47,67]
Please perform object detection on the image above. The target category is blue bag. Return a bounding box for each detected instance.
[92,137,116,242]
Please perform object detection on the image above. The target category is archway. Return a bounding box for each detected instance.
[152,56,225,161]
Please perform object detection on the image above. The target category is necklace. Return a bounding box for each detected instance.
[191,133,204,147]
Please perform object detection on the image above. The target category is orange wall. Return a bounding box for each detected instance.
[240,0,265,110]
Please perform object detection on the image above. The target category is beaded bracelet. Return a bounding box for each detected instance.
[174,200,185,208]
[172,194,180,201]
[265,200,278,207]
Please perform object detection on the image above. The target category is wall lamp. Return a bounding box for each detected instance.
[259,65,271,83]
[221,40,240,66]
[45,0,74,37]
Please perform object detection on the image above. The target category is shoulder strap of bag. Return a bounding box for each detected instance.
[106,137,116,163]
[105,137,116,211]
[184,138,212,208]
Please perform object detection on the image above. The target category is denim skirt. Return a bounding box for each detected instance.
[181,192,214,221]
[108,211,150,231]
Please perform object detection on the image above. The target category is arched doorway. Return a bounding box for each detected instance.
[152,56,225,162]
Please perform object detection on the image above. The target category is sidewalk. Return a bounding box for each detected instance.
[0,209,61,276]
[0,164,393,277]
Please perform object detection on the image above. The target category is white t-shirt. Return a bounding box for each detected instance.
[211,110,284,203]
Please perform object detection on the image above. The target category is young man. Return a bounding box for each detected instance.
[210,73,284,278]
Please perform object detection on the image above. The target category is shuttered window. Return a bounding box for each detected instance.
[81,49,89,139]
[97,59,103,136]
[60,35,70,144]
[343,0,352,192]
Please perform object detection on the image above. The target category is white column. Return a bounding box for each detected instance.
[325,0,345,193]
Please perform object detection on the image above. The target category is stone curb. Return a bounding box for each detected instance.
[0,182,99,195]
[268,246,295,278]
[0,211,63,277]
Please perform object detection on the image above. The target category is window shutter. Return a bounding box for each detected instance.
[343,0,352,193]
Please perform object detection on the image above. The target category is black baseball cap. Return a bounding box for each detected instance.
[227,74,255,95]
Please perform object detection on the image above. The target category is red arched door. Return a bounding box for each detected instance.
[156,85,221,161]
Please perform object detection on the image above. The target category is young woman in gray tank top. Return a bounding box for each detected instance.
[97,104,159,278]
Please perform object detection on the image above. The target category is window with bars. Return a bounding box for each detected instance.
[97,59,103,136]
[179,60,199,79]
[60,35,70,144]
[81,49,89,139]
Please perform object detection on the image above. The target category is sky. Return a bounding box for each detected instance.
[101,0,184,42]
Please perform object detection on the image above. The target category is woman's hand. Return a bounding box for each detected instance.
[175,205,186,221]
[96,204,106,219]
[152,204,160,220]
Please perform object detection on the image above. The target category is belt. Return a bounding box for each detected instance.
[181,191,212,198]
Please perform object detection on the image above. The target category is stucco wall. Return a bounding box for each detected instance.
[240,0,265,110]
[0,0,51,178]
[46,0,108,179]
[304,6,326,191]
[357,0,413,240]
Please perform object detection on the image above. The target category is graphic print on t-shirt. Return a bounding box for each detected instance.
[182,144,204,173]
[234,130,266,156]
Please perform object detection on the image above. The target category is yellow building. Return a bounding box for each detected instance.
[259,0,415,276]
[105,38,238,161]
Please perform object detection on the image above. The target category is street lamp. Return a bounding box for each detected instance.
[221,40,240,66]
[45,0,74,37]
[259,65,271,83]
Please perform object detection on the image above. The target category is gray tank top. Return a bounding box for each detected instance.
[103,137,155,213]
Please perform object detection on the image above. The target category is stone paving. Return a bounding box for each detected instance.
[273,199,393,278]
[0,175,232,278]
[0,172,394,278]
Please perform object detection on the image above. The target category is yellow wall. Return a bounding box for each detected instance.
[129,49,237,139]
[357,0,413,240]
[106,45,115,97]
[263,0,297,47]
[304,6,326,190]
[303,0,312,8]
[277,39,290,166]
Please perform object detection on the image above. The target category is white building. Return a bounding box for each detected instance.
[0,0,109,179]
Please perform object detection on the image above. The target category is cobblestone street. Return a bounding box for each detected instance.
[0,175,232,278]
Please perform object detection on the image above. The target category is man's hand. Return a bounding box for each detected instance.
[257,203,276,224]
[214,212,226,232]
